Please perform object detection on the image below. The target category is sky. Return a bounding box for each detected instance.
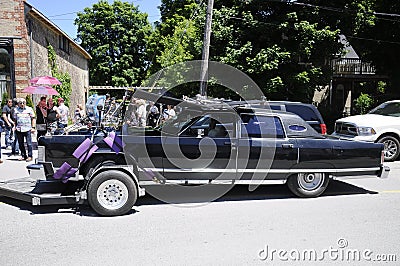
[26,0,161,39]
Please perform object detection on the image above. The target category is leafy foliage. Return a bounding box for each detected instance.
[354,92,374,114]
[147,0,343,101]
[25,94,34,109]
[1,92,9,108]
[75,0,152,87]
[76,0,399,103]
[47,44,72,106]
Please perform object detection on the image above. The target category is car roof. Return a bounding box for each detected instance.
[381,100,400,104]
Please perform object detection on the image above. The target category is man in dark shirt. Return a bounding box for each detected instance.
[2,98,14,149]
[9,98,20,156]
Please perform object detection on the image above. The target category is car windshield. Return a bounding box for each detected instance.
[368,102,400,117]
[154,110,200,135]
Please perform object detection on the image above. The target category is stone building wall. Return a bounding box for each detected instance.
[27,12,89,114]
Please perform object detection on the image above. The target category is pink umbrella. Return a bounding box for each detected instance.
[30,76,62,85]
[22,85,59,95]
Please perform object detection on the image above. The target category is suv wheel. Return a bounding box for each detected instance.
[378,136,400,162]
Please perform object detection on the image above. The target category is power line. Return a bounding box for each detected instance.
[292,1,400,22]
[347,35,400,45]
[48,12,78,18]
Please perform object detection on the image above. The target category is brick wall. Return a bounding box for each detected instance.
[0,0,89,117]
[0,0,30,94]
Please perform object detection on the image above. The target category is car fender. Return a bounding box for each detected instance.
[90,165,140,188]
[289,162,336,176]
[374,128,400,142]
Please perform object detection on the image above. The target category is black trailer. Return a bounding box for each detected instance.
[0,164,145,216]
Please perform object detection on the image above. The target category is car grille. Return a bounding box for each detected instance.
[334,122,358,136]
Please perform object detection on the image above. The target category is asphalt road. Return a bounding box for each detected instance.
[0,147,399,265]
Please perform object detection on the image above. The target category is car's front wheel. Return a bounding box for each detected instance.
[287,173,329,198]
[88,170,137,216]
[377,136,400,162]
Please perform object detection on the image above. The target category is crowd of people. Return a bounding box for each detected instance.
[0,97,72,163]
[1,93,177,164]
[122,97,177,129]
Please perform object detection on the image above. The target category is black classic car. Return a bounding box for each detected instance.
[24,90,388,215]
[0,90,389,216]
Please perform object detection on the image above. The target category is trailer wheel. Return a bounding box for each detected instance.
[287,173,329,198]
[88,170,137,216]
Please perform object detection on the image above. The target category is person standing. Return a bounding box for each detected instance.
[46,98,60,134]
[147,102,160,128]
[73,104,85,124]
[136,99,147,127]
[35,96,48,140]
[2,98,14,149]
[104,93,111,113]
[163,105,176,121]
[57,98,69,128]
[14,98,35,162]
[10,98,20,156]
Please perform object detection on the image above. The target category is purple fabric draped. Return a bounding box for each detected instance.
[72,138,99,163]
[103,132,125,154]
[53,162,78,183]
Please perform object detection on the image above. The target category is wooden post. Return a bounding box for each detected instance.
[199,0,214,97]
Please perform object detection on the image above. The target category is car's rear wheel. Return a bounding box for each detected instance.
[88,170,137,216]
[287,173,329,198]
[84,157,121,180]
[377,136,400,162]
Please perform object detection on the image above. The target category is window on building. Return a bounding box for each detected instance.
[0,45,12,101]
[59,35,70,53]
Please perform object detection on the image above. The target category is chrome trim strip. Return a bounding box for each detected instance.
[234,180,286,185]
[139,179,286,185]
[141,167,381,174]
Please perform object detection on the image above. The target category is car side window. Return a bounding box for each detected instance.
[181,113,235,138]
[285,105,319,121]
[241,115,284,138]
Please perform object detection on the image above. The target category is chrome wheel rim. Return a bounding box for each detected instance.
[298,173,324,191]
[97,179,128,210]
[383,139,398,160]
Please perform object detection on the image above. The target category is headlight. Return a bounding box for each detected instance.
[357,127,376,136]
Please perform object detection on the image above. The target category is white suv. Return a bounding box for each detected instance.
[333,100,400,161]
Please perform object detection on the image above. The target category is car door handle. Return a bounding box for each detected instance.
[224,141,237,147]
[282,144,294,149]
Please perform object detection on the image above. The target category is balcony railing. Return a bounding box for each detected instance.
[332,58,376,75]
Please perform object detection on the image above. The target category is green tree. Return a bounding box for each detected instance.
[149,0,343,102]
[1,92,9,108]
[25,94,34,109]
[146,0,203,72]
[353,1,400,91]
[354,92,374,114]
[75,0,152,87]
[294,1,400,97]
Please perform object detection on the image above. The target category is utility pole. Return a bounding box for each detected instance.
[199,0,214,97]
